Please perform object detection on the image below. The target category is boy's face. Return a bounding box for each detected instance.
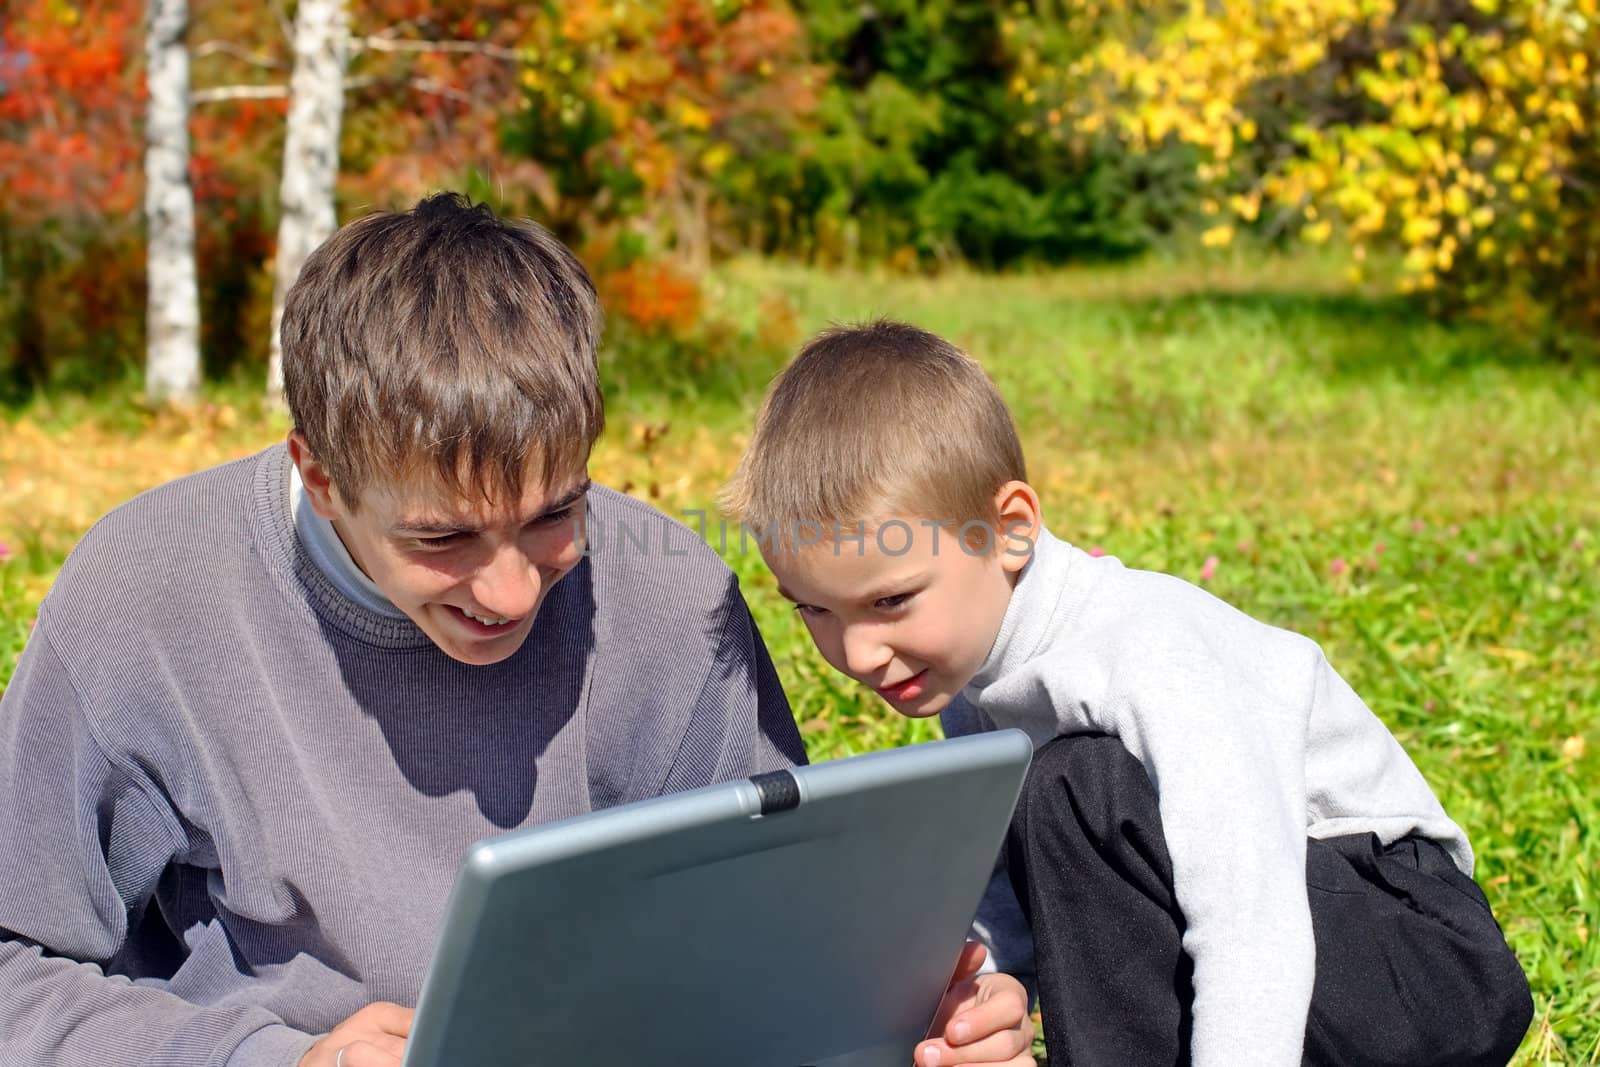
[290,433,588,666]
[762,507,1033,717]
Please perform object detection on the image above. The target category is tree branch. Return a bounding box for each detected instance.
[190,84,287,102]
[193,40,283,69]
[191,75,379,104]
[409,76,475,104]
[354,35,524,62]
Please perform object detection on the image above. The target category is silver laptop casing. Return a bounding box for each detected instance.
[404,728,1034,1067]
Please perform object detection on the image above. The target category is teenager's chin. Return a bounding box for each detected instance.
[419,615,534,666]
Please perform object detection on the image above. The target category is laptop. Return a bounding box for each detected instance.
[402,728,1034,1067]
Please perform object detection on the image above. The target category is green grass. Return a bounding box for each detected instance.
[3,252,1597,1061]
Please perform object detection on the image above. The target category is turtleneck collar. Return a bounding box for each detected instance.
[287,463,408,620]
[252,445,432,648]
[965,525,1077,694]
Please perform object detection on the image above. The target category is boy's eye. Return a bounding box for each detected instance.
[874,592,913,610]
[794,603,829,617]
[415,532,467,548]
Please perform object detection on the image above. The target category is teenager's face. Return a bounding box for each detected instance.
[761,502,1035,717]
[290,433,588,666]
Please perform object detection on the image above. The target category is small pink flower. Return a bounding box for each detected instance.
[1199,555,1218,582]
[1236,539,1253,554]
[0,541,10,562]
[1374,541,1387,555]
[1464,551,1479,564]
[1424,699,1435,712]
[1447,525,1460,538]
[1411,520,1426,533]
[1329,557,1347,576]
[1088,545,1106,558]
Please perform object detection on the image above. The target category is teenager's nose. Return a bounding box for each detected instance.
[471,543,541,619]
[840,625,892,679]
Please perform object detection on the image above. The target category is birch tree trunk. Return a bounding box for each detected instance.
[144,0,201,405]
[266,0,349,404]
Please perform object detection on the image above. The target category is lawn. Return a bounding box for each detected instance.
[2,253,1597,1062]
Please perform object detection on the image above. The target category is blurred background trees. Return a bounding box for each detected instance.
[1,0,1596,402]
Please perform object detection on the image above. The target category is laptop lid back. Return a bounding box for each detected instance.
[404,729,1034,1067]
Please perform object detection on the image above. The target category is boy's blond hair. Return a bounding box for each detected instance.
[721,320,1025,547]
[281,192,604,508]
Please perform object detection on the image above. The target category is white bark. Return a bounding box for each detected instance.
[266,0,349,404]
[144,0,201,405]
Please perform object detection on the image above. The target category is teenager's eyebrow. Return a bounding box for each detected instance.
[392,479,591,535]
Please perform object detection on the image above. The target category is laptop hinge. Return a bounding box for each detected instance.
[749,770,801,814]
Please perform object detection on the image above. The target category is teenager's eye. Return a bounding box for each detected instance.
[532,505,575,527]
[794,603,829,618]
[415,532,466,549]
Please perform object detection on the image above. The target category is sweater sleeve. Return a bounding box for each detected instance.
[0,619,315,1067]
[1104,626,1319,1067]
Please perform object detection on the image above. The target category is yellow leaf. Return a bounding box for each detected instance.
[1200,224,1235,247]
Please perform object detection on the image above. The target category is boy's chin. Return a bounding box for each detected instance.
[881,689,952,719]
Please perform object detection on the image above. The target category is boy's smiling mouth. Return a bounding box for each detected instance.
[876,670,929,702]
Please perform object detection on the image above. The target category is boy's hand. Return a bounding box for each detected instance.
[916,942,1035,1066]
[297,1002,413,1067]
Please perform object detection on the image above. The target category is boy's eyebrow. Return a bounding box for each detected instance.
[772,574,927,607]
[858,574,927,602]
[393,479,591,535]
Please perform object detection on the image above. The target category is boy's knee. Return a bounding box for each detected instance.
[1014,733,1158,846]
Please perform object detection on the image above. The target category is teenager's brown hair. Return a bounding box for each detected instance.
[281,192,604,506]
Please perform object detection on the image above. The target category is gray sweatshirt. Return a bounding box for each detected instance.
[947,527,1469,1067]
[0,445,803,1066]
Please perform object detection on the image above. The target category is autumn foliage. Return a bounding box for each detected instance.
[5,0,1599,394]
[1049,0,1600,344]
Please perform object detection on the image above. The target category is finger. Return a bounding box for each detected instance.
[944,987,1030,1047]
[337,1038,404,1067]
[916,1030,1031,1065]
[951,940,988,982]
[358,1002,415,1037]
[362,1033,406,1059]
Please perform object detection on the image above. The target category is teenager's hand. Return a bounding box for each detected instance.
[297,1002,413,1067]
[916,942,1035,1066]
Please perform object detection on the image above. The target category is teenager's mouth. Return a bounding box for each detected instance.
[451,605,521,633]
[877,670,928,702]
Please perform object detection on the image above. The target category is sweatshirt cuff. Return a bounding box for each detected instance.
[228,1023,319,1067]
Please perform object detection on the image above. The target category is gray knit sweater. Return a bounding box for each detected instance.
[0,445,803,1066]
[947,527,1470,1067]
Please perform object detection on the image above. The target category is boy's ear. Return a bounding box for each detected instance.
[285,430,345,522]
[994,480,1042,575]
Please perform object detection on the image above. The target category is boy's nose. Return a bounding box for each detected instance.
[840,627,892,679]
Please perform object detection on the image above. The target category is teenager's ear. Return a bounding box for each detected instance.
[994,480,1042,575]
[285,430,344,522]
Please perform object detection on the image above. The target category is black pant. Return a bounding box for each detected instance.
[1006,734,1534,1067]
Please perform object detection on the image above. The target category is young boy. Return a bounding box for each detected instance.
[722,320,1534,1067]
